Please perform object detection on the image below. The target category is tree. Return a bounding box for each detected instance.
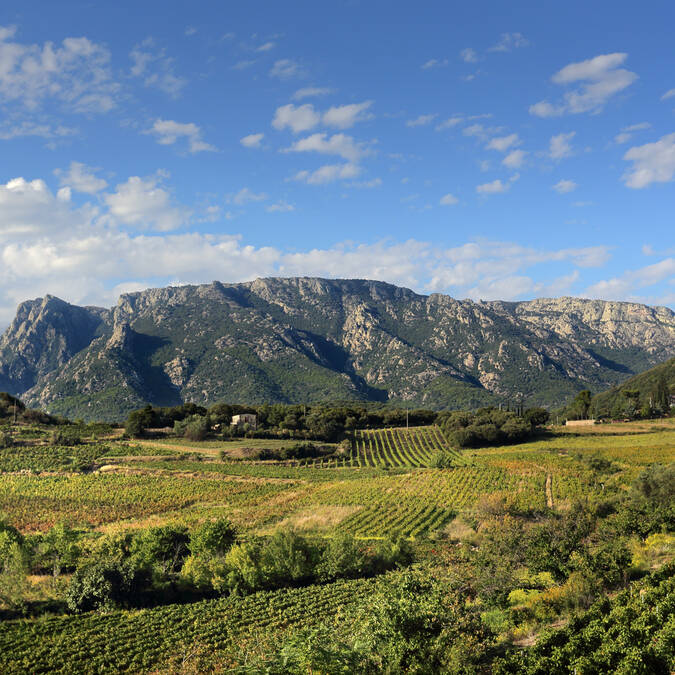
[621,389,640,417]
[523,407,550,429]
[130,525,190,581]
[0,530,29,611]
[654,375,671,414]
[569,390,592,420]
[66,561,145,613]
[189,519,236,557]
[38,523,80,577]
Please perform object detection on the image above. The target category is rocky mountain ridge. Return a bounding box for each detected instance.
[0,277,673,421]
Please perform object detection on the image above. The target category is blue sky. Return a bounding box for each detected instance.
[0,0,674,327]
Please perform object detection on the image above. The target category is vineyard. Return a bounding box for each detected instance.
[0,575,383,673]
[0,418,673,672]
[347,425,463,468]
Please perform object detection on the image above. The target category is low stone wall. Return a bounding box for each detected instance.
[565,419,596,426]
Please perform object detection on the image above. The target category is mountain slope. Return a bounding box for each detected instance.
[593,356,675,415]
[0,277,674,421]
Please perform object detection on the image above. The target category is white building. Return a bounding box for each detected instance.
[231,413,257,430]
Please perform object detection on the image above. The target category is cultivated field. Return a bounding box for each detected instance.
[0,418,673,671]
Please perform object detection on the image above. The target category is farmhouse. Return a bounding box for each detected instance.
[565,419,596,427]
[231,413,257,430]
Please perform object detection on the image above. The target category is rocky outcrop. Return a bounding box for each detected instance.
[0,277,673,420]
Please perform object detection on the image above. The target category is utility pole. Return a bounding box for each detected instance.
[406,408,409,430]
[13,400,17,425]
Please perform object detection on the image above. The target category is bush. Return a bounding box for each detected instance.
[431,450,455,468]
[66,561,146,613]
[316,533,367,582]
[50,428,82,446]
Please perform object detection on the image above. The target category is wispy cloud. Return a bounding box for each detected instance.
[530,53,637,117]
[227,187,268,205]
[406,114,437,127]
[553,179,578,194]
[488,32,528,52]
[292,87,334,100]
[146,119,216,153]
[421,58,448,69]
[292,163,360,185]
[459,48,478,63]
[130,38,186,98]
[270,58,305,79]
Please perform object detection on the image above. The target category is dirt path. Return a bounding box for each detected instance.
[545,473,554,509]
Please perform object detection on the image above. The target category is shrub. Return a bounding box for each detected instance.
[66,561,146,613]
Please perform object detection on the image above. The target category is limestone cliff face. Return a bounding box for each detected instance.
[0,277,673,421]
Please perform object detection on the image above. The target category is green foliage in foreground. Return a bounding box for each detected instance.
[494,563,675,675]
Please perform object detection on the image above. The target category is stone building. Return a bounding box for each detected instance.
[231,413,257,430]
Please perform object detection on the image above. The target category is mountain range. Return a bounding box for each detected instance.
[0,277,674,421]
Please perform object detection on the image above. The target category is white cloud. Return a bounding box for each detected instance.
[146,119,216,153]
[486,133,520,152]
[104,175,188,231]
[614,122,650,145]
[407,114,437,127]
[488,33,528,53]
[549,131,575,159]
[292,87,334,100]
[553,179,577,194]
[293,163,360,185]
[502,149,527,168]
[528,101,564,118]
[0,176,97,242]
[227,188,268,206]
[266,201,295,212]
[272,103,320,133]
[476,174,519,195]
[55,161,107,193]
[0,176,623,328]
[460,48,478,63]
[0,121,76,141]
[622,133,675,188]
[256,41,275,52]
[284,133,370,162]
[0,26,118,112]
[323,101,373,129]
[463,123,504,140]
[530,53,637,117]
[421,59,448,69]
[440,193,458,206]
[435,117,463,131]
[240,133,264,148]
[476,179,509,194]
[661,88,675,101]
[270,59,304,79]
[130,38,186,98]
[585,257,675,300]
